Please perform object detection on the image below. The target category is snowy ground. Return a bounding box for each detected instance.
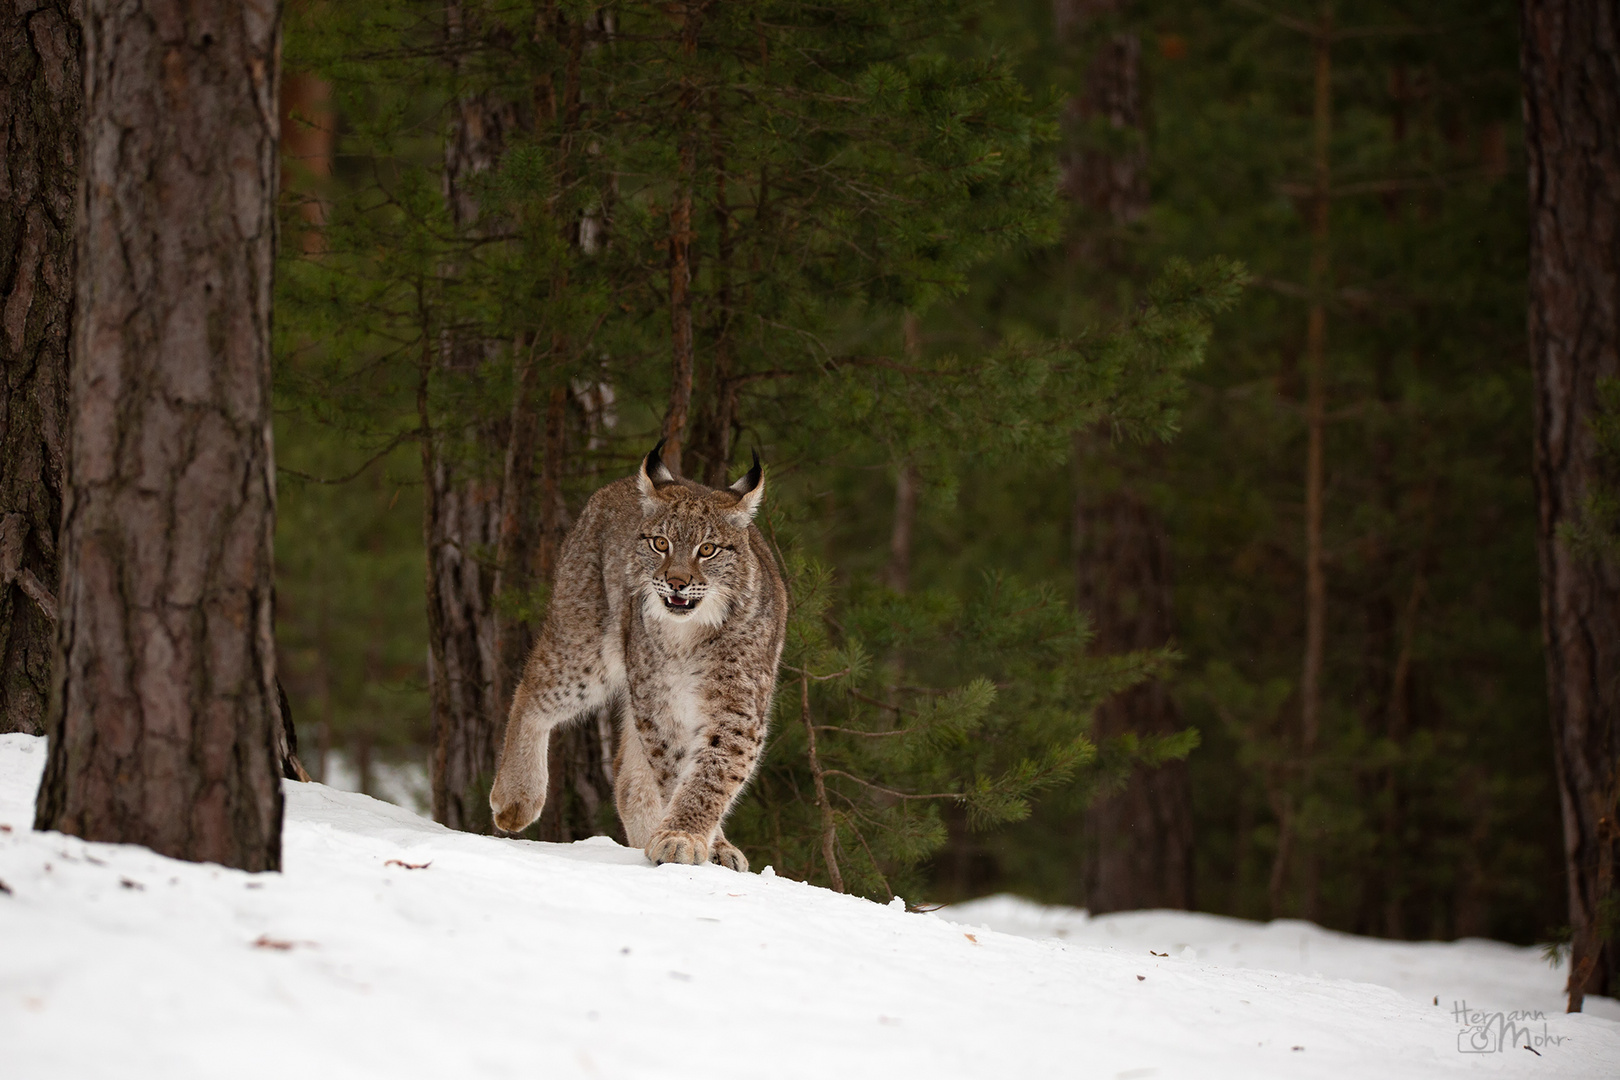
[1,733,1614,1079]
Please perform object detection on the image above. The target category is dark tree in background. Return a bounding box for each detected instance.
[421,0,516,836]
[1521,0,1620,1011]
[0,1,79,736]
[34,0,284,871]
[1059,0,1194,913]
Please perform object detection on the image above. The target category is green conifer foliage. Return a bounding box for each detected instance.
[273,0,1244,887]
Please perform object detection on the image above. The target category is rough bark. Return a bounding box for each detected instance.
[1521,0,1620,1010]
[424,2,517,833]
[1075,451,1195,913]
[0,0,78,736]
[659,5,702,477]
[34,0,283,872]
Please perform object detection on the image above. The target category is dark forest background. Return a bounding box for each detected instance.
[268,0,1560,948]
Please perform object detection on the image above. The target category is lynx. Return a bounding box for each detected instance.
[488,443,787,871]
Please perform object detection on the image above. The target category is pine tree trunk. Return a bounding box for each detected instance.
[1061,2,1192,913]
[1521,0,1620,1011]
[279,69,333,254]
[1059,4,1147,225]
[1295,4,1334,923]
[0,1,78,737]
[34,0,283,872]
[425,5,517,833]
[660,5,702,477]
[1075,450,1194,913]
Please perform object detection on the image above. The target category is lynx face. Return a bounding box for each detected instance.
[633,464,764,629]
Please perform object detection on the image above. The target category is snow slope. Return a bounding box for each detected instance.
[945,895,1620,1024]
[1,733,1613,1079]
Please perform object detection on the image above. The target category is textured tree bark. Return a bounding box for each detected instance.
[660,5,702,478]
[1061,1,1192,913]
[34,0,283,872]
[1521,0,1620,1011]
[1075,445,1195,913]
[0,0,78,736]
[424,2,517,834]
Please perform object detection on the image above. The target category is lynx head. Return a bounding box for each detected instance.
[633,441,766,627]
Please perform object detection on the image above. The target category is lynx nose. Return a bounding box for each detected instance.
[665,572,691,591]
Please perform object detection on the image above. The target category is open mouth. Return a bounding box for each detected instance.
[662,594,700,615]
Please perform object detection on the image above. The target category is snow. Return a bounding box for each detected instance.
[1,733,1615,1079]
[945,895,1620,1025]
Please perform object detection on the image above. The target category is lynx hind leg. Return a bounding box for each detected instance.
[709,829,748,872]
[613,722,667,851]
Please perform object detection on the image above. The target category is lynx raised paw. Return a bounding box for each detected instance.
[489,785,545,835]
[646,829,710,866]
[710,837,749,872]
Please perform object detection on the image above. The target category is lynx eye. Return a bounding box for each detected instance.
[648,536,669,554]
[697,542,717,559]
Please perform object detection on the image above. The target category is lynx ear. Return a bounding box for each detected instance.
[727,451,765,526]
[637,440,675,508]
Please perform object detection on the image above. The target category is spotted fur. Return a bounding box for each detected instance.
[488,444,787,871]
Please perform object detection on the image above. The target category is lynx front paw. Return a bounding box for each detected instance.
[710,837,749,873]
[490,784,545,834]
[646,830,710,866]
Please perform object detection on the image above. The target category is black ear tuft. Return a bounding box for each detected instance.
[730,449,762,494]
[643,439,676,484]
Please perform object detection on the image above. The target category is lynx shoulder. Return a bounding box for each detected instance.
[488,443,787,871]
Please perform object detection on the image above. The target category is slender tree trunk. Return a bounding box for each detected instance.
[279,70,333,254]
[0,1,77,737]
[35,0,283,871]
[1286,3,1334,921]
[660,5,702,477]
[1300,3,1332,768]
[886,466,919,595]
[1521,0,1620,1011]
[425,2,518,833]
[697,130,736,488]
[1060,1,1192,913]
[494,333,545,699]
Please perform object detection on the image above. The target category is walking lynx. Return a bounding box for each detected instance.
[489,443,787,871]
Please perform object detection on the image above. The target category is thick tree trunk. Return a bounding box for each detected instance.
[1061,1,1192,913]
[1075,449,1195,913]
[34,0,283,872]
[1521,0,1620,1011]
[0,1,78,736]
